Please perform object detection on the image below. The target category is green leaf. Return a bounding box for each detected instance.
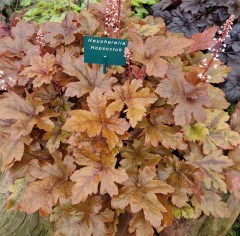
[183,123,209,142]
[173,203,196,219]
[50,13,67,23]
[7,178,26,209]
[203,109,240,154]
[22,0,80,23]
[20,0,33,7]
[131,0,158,6]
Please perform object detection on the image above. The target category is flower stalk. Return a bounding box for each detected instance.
[36,29,45,58]
[199,15,235,82]
[104,0,122,38]
[124,47,132,77]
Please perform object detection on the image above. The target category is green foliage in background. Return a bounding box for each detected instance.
[0,0,15,10]
[227,215,240,236]
[0,0,156,23]
[20,0,81,23]
[131,0,158,18]
[21,0,156,21]
[0,0,18,24]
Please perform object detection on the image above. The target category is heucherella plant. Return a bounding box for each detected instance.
[0,0,240,235]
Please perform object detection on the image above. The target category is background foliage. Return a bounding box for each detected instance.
[21,0,81,23]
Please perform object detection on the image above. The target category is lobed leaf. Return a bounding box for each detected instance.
[129,32,193,77]
[51,196,114,236]
[203,109,240,154]
[63,56,117,98]
[63,88,130,149]
[156,64,212,126]
[20,53,57,87]
[185,143,234,192]
[190,26,219,52]
[70,150,128,204]
[112,167,173,229]
[139,108,187,149]
[106,79,157,127]
[158,156,202,208]
[18,155,76,215]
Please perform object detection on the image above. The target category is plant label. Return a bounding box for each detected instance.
[84,36,128,73]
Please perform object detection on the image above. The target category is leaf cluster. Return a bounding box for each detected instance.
[0,0,18,27]
[131,0,158,19]
[151,0,239,37]
[0,1,240,235]
[21,0,81,23]
[0,0,16,12]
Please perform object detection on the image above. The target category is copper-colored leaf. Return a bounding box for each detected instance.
[106,79,157,127]
[51,196,114,236]
[129,32,193,77]
[70,150,128,204]
[185,143,234,192]
[156,64,212,126]
[63,56,117,98]
[129,211,154,236]
[112,167,173,229]
[0,20,35,56]
[192,190,230,218]
[78,10,100,35]
[225,145,240,198]
[130,16,165,37]
[139,108,187,150]
[19,155,76,215]
[43,12,80,47]
[63,88,130,149]
[207,86,230,110]
[120,137,164,172]
[20,53,57,87]
[190,26,219,52]
[205,60,231,83]
[0,118,32,170]
[230,101,240,133]
[0,92,56,138]
[158,156,202,208]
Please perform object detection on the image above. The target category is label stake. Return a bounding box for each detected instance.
[103,56,107,74]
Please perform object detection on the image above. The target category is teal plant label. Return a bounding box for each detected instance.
[84,36,128,67]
